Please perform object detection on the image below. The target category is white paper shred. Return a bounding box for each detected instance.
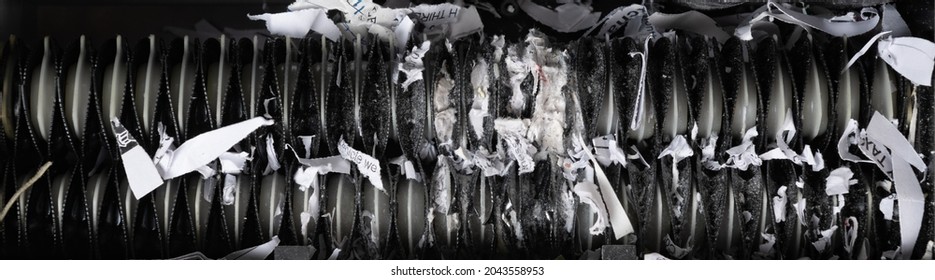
[518,0,600,33]
[838,119,872,164]
[723,126,761,171]
[844,216,859,254]
[811,225,838,253]
[154,116,273,180]
[469,58,490,140]
[772,186,788,223]
[842,4,935,86]
[407,3,461,29]
[111,117,164,199]
[390,155,422,182]
[573,181,610,236]
[793,196,807,226]
[573,135,634,239]
[289,0,406,40]
[825,167,857,196]
[658,135,694,164]
[247,8,341,41]
[592,135,628,167]
[219,152,251,174]
[399,40,430,90]
[221,236,280,260]
[447,5,484,40]
[839,112,928,258]
[222,174,236,205]
[699,135,721,171]
[758,233,777,256]
[262,135,282,175]
[337,137,384,193]
[583,4,653,39]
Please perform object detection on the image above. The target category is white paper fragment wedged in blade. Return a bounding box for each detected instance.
[592,134,628,167]
[657,135,694,164]
[573,135,634,239]
[573,181,610,236]
[111,117,164,199]
[390,155,422,182]
[154,116,274,180]
[722,126,761,171]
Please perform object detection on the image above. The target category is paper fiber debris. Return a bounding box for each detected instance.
[155,116,274,180]
[112,117,164,199]
[494,118,535,174]
[338,137,384,193]
[247,8,340,41]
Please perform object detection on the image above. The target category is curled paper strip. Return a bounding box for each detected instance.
[843,31,935,87]
[735,2,879,41]
[338,137,384,193]
[573,181,611,236]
